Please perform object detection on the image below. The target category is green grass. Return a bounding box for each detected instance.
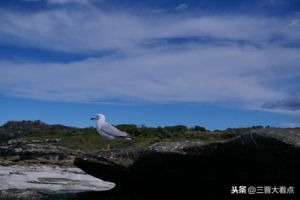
[20,130,244,152]
[2,123,249,152]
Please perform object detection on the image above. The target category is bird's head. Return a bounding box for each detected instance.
[90,114,105,121]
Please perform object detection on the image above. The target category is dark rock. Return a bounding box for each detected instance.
[0,140,80,167]
[74,128,300,199]
[45,138,60,143]
[0,189,42,200]
[8,155,20,162]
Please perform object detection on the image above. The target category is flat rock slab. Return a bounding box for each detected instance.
[74,128,300,199]
[0,165,115,199]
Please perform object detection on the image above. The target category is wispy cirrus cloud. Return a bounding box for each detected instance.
[175,4,188,11]
[0,2,299,109]
[0,45,298,105]
[47,0,91,5]
[0,7,299,53]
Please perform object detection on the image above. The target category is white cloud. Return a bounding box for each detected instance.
[47,0,90,5]
[0,8,299,53]
[0,44,298,105]
[175,4,188,11]
[21,0,41,2]
[289,19,300,27]
[0,5,299,110]
[0,9,147,52]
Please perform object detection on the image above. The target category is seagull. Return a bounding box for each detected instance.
[90,114,131,151]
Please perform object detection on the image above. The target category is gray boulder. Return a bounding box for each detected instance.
[74,128,300,199]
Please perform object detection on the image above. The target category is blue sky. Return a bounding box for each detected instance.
[0,0,300,130]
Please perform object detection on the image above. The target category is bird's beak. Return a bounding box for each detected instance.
[90,117,96,120]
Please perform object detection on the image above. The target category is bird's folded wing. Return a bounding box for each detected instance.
[101,123,128,137]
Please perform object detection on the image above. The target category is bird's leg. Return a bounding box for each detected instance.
[103,142,110,151]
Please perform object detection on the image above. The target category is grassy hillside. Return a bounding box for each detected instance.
[0,120,265,152]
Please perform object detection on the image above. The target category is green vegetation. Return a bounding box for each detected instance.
[0,120,266,152]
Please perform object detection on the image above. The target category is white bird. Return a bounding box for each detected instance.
[90,114,131,151]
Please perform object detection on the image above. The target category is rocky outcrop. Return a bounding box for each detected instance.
[0,139,83,166]
[74,128,300,199]
[0,165,114,199]
[0,139,117,200]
